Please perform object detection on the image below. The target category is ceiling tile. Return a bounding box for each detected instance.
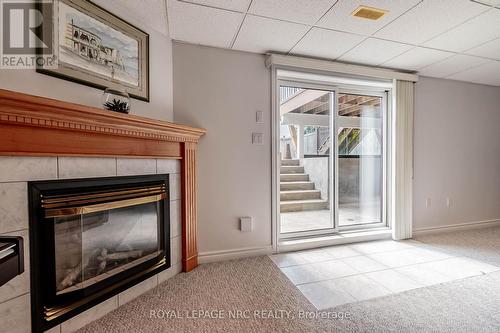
[418,54,489,78]
[382,47,454,70]
[447,60,500,86]
[375,0,488,45]
[182,0,251,12]
[317,0,421,36]
[290,28,365,60]
[466,38,500,60]
[233,15,309,53]
[248,0,336,25]
[423,9,500,52]
[167,0,244,48]
[338,38,412,66]
[94,0,168,35]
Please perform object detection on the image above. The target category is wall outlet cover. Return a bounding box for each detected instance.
[252,132,263,145]
[256,111,264,123]
[240,216,253,232]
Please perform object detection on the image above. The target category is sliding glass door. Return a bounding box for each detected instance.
[279,84,336,237]
[277,80,388,239]
[336,91,386,228]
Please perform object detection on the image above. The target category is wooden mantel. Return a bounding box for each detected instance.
[0,89,206,272]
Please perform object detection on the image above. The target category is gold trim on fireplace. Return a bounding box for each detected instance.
[44,193,167,218]
[41,185,166,207]
[44,258,167,321]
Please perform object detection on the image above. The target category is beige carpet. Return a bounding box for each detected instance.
[414,226,500,266]
[79,227,500,333]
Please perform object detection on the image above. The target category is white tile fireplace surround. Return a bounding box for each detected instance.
[0,156,183,333]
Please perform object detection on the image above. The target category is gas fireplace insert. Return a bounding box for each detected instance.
[29,174,170,333]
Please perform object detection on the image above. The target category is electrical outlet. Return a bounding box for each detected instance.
[256,111,264,123]
[240,217,253,232]
[446,197,451,208]
[252,132,263,145]
[425,198,431,208]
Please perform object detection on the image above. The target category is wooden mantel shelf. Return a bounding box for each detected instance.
[0,88,206,272]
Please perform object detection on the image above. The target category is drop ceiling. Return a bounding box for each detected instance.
[167,0,500,86]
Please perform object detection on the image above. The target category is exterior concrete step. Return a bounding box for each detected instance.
[280,199,329,213]
[280,173,309,182]
[280,165,304,174]
[280,190,321,201]
[281,159,300,166]
[280,181,315,191]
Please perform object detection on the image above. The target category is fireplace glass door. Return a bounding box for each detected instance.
[30,175,170,333]
[53,201,161,294]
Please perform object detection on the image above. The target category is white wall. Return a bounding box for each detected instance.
[0,1,173,122]
[172,44,500,253]
[413,77,500,230]
[173,42,272,254]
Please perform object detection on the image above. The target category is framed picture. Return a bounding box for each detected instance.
[37,0,149,101]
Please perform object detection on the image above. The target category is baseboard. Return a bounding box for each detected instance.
[198,246,274,264]
[413,218,500,236]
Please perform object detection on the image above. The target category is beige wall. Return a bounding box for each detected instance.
[0,1,173,122]
[173,42,272,253]
[173,43,500,252]
[413,77,500,230]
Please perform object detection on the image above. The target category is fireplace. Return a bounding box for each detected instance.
[28,174,170,333]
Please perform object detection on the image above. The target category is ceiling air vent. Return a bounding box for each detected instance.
[351,6,388,20]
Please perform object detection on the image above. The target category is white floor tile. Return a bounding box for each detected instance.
[280,263,325,285]
[270,252,310,268]
[297,280,356,310]
[270,249,335,267]
[322,245,361,259]
[349,240,416,255]
[281,259,357,285]
[368,247,452,268]
[395,264,454,286]
[341,255,389,273]
[367,250,418,268]
[299,249,336,263]
[312,260,358,281]
[365,269,423,293]
[334,274,392,301]
[273,239,500,311]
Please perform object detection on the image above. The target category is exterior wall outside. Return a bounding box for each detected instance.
[0,157,182,333]
[338,157,382,205]
[303,157,329,202]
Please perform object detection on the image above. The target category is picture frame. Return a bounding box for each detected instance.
[37,0,149,101]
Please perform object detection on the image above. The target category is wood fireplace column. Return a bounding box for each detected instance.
[181,142,199,272]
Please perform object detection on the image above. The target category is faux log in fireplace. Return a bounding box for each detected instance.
[29,175,170,331]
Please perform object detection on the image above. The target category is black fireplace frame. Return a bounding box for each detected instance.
[29,174,171,333]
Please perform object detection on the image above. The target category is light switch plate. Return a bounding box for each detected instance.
[256,111,264,123]
[252,132,263,145]
[240,217,253,232]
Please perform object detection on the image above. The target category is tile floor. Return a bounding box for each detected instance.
[270,239,500,310]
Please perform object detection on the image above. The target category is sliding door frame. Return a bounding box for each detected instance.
[271,66,393,250]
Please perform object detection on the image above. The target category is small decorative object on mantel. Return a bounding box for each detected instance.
[37,0,150,101]
[102,87,131,113]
